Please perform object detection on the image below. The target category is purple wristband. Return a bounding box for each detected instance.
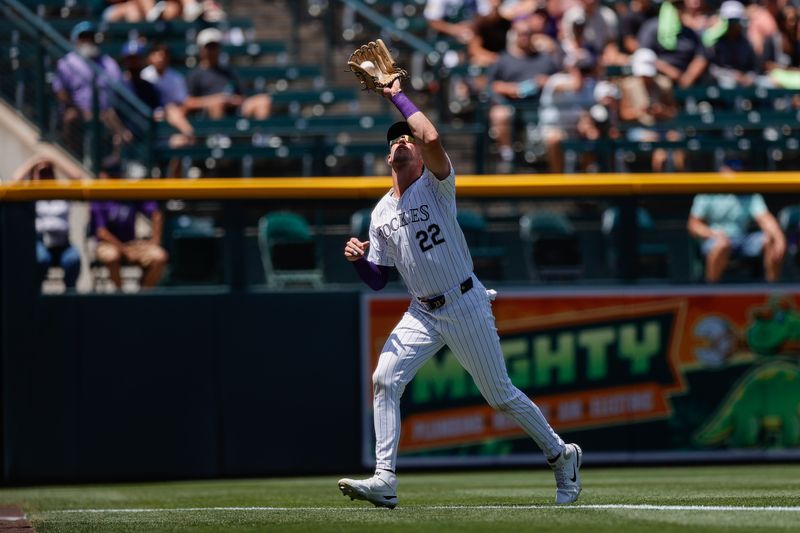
[390,91,420,120]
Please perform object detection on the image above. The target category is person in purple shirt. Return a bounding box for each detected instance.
[52,21,132,155]
[91,195,168,290]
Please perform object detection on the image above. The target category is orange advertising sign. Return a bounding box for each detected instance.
[362,287,800,463]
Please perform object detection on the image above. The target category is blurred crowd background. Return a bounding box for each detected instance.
[2,0,800,293]
[6,0,800,177]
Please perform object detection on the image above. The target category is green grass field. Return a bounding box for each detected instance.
[2,465,799,532]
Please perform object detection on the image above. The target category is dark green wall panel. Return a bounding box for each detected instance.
[217,292,361,476]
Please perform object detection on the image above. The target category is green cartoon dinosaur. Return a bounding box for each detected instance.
[746,297,800,356]
[693,361,800,448]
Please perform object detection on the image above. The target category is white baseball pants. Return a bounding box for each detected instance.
[372,277,565,471]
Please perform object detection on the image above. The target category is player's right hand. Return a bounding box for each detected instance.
[344,237,369,262]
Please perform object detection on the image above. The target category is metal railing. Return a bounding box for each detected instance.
[335,0,437,58]
[0,0,155,175]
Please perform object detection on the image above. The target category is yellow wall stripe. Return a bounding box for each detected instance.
[2,173,800,201]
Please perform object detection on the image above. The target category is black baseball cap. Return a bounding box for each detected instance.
[387,121,413,146]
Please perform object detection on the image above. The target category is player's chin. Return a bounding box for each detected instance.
[391,151,413,166]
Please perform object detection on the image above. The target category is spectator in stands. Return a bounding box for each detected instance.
[504,0,560,39]
[619,48,682,171]
[468,0,512,67]
[424,0,492,44]
[91,191,168,291]
[426,0,496,110]
[184,28,272,120]
[102,0,209,23]
[142,43,188,107]
[120,41,194,147]
[560,12,599,65]
[637,0,709,87]
[703,1,759,88]
[486,13,560,171]
[53,21,131,157]
[101,0,153,22]
[12,156,83,290]
[536,50,600,172]
[619,0,659,54]
[119,41,161,111]
[537,0,561,40]
[681,0,713,34]
[760,4,800,87]
[688,192,786,283]
[560,0,623,65]
[146,0,224,22]
[747,0,784,58]
[591,79,621,140]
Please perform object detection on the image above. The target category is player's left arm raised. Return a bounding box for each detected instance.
[383,79,450,180]
[347,39,449,179]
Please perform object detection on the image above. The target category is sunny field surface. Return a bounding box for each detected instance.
[1,465,798,532]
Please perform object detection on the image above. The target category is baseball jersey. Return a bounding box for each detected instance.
[367,163,473,299]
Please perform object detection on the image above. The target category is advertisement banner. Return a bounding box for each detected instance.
[361,287,800,466]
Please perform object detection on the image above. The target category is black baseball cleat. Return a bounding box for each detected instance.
[548,443,582,504]
[337,470,398,509]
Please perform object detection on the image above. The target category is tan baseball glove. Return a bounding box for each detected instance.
[347,39,408,92]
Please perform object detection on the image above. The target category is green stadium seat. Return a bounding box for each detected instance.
[350,208,372,242]
[673,86,800,113]
[97,40,288,63]
[257,211,323,288]
[162,214,223,285]
[601,207,670,279]
[270,87,359,112]
[157,113,395,137]
[519,211,583,281]
[232,65,321,82]
[97,18,254,39]
[457,210,505,280]
[173,65,322,91]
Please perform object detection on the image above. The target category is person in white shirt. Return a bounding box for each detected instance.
[13,157,81,288]
[337,77,582,509]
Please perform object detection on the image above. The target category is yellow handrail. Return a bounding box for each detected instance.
[2,172,800,201]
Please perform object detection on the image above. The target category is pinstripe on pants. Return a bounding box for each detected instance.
[372,277,565,471]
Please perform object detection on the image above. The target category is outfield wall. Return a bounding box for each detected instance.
[1,204,363,483]
[0,176,800,483]
[362,289,800,468]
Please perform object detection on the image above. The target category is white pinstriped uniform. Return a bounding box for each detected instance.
[367,164,565,472]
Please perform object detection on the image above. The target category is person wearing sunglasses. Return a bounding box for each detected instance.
[338,76,582,509]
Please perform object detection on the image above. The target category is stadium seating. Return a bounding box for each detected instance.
[519,211,583,282]
[97,40,288,65]
[161,213,224,285]
[5,0,800,291]
[350,208,372,242]
[457,209,505,280]
[601,207,670,279]
[257,211,323,288]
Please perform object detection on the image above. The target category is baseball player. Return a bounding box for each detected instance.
[338,75,582,508]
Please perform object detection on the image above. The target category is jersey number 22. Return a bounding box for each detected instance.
[416,223,445,252]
